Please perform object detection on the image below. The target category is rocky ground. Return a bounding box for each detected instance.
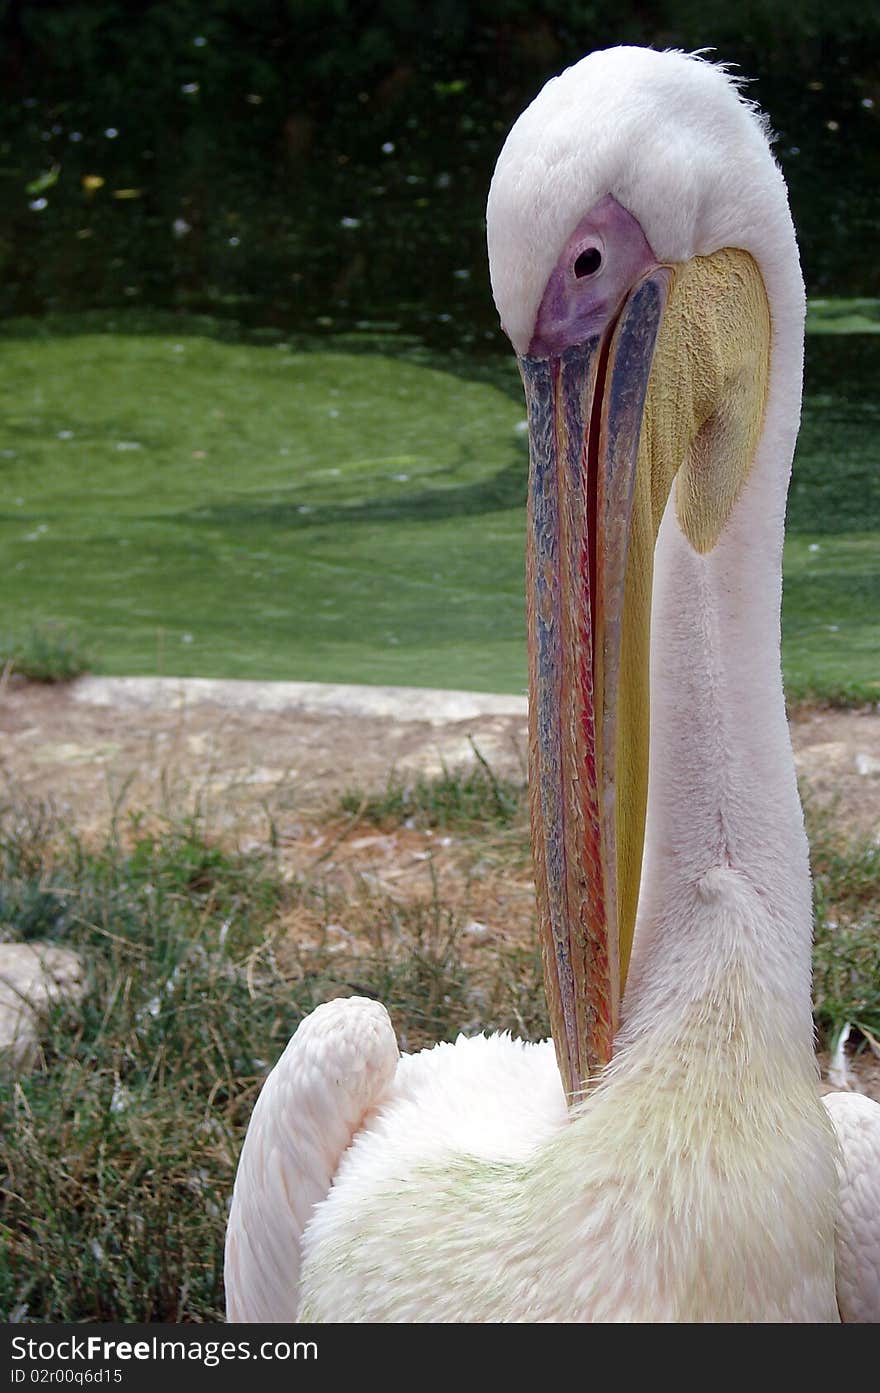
[2,674,879,840]
[1,672,878,1095]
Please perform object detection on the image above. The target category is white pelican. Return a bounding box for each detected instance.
[225,46,880,1322]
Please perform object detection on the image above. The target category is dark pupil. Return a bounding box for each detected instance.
[574,247,602,278]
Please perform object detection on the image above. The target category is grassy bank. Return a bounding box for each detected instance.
[0,310,877,700]
[0,766,877,1321]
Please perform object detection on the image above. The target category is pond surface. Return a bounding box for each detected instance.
[0,306,875,699]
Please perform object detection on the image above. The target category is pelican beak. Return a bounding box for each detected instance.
[521,267,671,1101]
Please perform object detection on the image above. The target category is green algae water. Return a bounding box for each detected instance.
[0,310,877,699]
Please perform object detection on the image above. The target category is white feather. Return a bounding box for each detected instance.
[224,997,398,1321]
[823,1090,880,1321]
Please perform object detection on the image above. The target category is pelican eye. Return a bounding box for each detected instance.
[574,247,602,278]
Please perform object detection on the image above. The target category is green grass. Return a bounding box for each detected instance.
[0,792,545,1322]
[0,309,876,699]
[1,770,876,1322]
[807,802,880,1046]
[0,620,93,682]
[340,744,524,830]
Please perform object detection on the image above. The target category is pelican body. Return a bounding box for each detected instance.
[225,47,880,1322]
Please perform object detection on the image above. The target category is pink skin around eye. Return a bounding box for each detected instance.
[527,195,659,357]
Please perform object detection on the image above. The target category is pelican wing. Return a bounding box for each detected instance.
[224,997,399,1322]
[823,1090,880,1321]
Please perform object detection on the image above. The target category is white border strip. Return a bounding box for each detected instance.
[71,676,528,725]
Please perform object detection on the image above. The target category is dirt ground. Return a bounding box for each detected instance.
[1,673,878,1096]
[0,676,532,836]
[2,675,879,837]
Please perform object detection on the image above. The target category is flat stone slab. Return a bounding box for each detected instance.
[72,676,528,726]
[0,942,85,1069]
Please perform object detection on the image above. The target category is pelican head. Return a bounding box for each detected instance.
[487,47,805,1098]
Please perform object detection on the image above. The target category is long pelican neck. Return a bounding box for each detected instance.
[561,264,839,1325]
[622,270,816,1067]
